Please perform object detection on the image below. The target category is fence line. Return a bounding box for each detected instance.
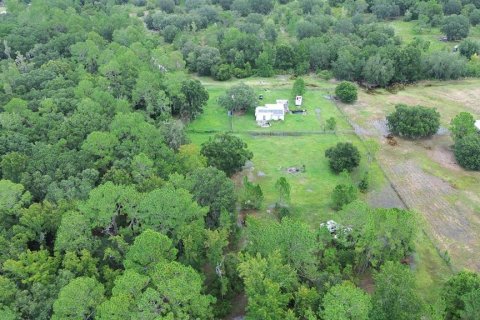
[186,129,356,136]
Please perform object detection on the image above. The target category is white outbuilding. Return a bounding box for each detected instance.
[295,96,303,106]
[475,120,480,131]
[255,103,285,122]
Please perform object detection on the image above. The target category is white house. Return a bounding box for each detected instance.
[255,103,285,122]
[475,120,480,132]
[276,100,289,112]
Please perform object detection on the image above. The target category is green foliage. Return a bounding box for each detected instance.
[212,64,233,81]
[124,229,177,272]
[331,183,358,210]
[219,83,257,112]
[325,117,337,131]
[275,177,291,207]
[424,52,467,80]
[292,78,306,98]
[1,1,479,318]
[322,281,372,320]
[458,39,480,59]
[240,176,264,209]
[238,251,299,319]
[246,217,317,279]
[335,81,358,103]
[371,262,424,320]
[352,207,417,270]
[325,142,361,173]
[180,79,209,120]
[450,112,476,141]
[387,104,441,139]
[201,133,253,176]
[182,166,236,229]
[454,134,480,170]
[441,14,470,41]
[358,171,370,193]
[442,271,480,320]
[363,54,395,87]
[98,261,215,319]
[52,277,105,320]
[256,51,275,77]
[55,211,94,254]
[1,152,28,183]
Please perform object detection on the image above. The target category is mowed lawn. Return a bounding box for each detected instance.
[189,77,350,133]
[189,132,384,225]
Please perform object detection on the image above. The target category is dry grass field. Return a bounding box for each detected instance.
[339,79,480,272]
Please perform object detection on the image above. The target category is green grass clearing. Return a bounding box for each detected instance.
[189,76,350,133]
[188,77,454,303]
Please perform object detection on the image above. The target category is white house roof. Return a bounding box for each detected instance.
[255,108,283,115]
[255,104,285,116]
[475,120,480,131]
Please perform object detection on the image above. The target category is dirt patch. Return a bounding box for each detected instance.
[367,183,406,209]
[381,158,480,271]
[427,144,463,172]
[225,293,247,320]
[373,119,389,136]
[435,88,480,114]
[358,271,375,294]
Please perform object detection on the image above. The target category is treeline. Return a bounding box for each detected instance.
[140,0,480,86]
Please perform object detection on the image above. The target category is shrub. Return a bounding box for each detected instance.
[386,104,440,139]
[458,39,480,59]
[325,142,361,173]
[358,171,369,193]
[424,52,466,80]
[331,183,357,210]
[212,64,232,81]
[240,176,263,209]
[335,81,358,103]
[450,112,476,141]
[454,134,480,170]
[292,78,306,98]
[325,117,336,131]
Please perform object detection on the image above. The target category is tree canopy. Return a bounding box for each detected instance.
[387,104,441,139]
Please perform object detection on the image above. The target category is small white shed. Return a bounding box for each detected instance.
[255,104,285,122]
[475,120,480,131]
[295,96,303,106]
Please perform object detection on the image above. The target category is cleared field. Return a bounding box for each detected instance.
[340,79,480,272]
[190,133,384,225]
[388,20,480,52]
[188,76,454,302]
[189,76,351,133]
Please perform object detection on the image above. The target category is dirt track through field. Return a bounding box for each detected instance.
[380,156,480,271]
[338,97,480,272]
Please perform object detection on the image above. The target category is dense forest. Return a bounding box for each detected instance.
[0,0,479,319]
